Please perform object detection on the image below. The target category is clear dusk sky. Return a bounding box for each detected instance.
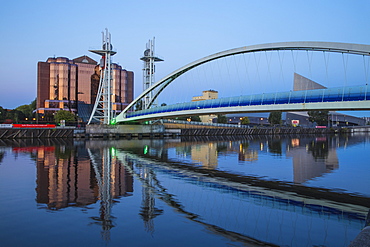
[1,0,370,115]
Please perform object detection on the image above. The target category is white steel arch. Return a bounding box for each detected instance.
[115,41,370,123]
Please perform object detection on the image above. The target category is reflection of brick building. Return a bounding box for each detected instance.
[35,147,133,210]
[37,56,134,121]
[191,143,218,168]
[286,139,339,184]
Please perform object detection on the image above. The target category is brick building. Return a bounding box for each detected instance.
[37,55,133,122]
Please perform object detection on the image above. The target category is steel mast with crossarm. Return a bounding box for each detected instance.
[88,29,117,125]
[140,38,163,109]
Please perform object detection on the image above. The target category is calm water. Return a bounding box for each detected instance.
[0,134,369,247]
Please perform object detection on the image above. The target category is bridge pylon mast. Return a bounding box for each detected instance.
[140,38,163,109]
[88,29,117,125]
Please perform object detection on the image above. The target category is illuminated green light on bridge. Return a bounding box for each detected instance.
[143,145,149,155]
[110,118,117,125]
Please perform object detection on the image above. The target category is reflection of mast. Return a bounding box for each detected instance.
[88,148,114,241]
[139,165,163,233]
[116,151,276,246]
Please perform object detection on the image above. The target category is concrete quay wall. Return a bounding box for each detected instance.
[85,125,179,138]
[1,125,369,139]
[180,127,332,136]
[345,126,370,132]
[0,127,74,139]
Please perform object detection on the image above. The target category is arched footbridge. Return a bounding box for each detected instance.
[113,41,370,123]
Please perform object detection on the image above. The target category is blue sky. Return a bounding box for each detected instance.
[1,0,370,116]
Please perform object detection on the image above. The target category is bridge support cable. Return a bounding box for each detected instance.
[304,50,314,103]
[253,52,262,95]
[322,51,330,102]
[364,56,370,101]
[363,55,370,86]
[277,50,287,104]
[264,51,274,103]
[241,53,252,98]
[232,55,243,96]
[341,53,350,101]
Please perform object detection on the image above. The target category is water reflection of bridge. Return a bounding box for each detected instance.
[114,145,368,246]
[9,135,368,246]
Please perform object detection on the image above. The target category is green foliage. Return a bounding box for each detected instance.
[0,99,36,123]
[308,140,329,160]
[176,116,201,122]
[308,111,329,126]
[0,106,5,122]
[6,110,25,123]
[135,100,143,111]
[268,111,282,125]
[189,116,201,122]
[30,99,36,111]
[217,115,227,124]
[16,105,33,119]
[54,110,76,123]
[240,117,250,125]
[268,140,282,155]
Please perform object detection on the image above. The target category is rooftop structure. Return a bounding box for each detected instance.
[191,90,218,102]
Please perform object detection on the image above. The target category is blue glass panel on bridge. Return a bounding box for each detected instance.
[167,104,178,112]
[289,91,306,103]
[305,89,324,103]
[323,88,343,102]
[218,98,230,108]
[125,85,369,119]
[228,97,242,107]
[250,94,264,105]
[343,86,366,101]
[275,92,291,104]
[261,93,277,105]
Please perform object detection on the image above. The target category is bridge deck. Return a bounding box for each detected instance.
[116,85,370,122]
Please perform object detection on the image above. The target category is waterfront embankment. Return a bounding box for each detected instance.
[0,125,369,139]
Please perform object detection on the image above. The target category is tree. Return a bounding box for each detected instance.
[135,100,143,111]
[268,111,282,126]
[0,106,5,122]
[176,116,201,122]
[16,105,33,119]
[308,111,329,126]
[217,114,227,124]
[54,110,76,123]
[240,117,250,125]
[6,110,25,123]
